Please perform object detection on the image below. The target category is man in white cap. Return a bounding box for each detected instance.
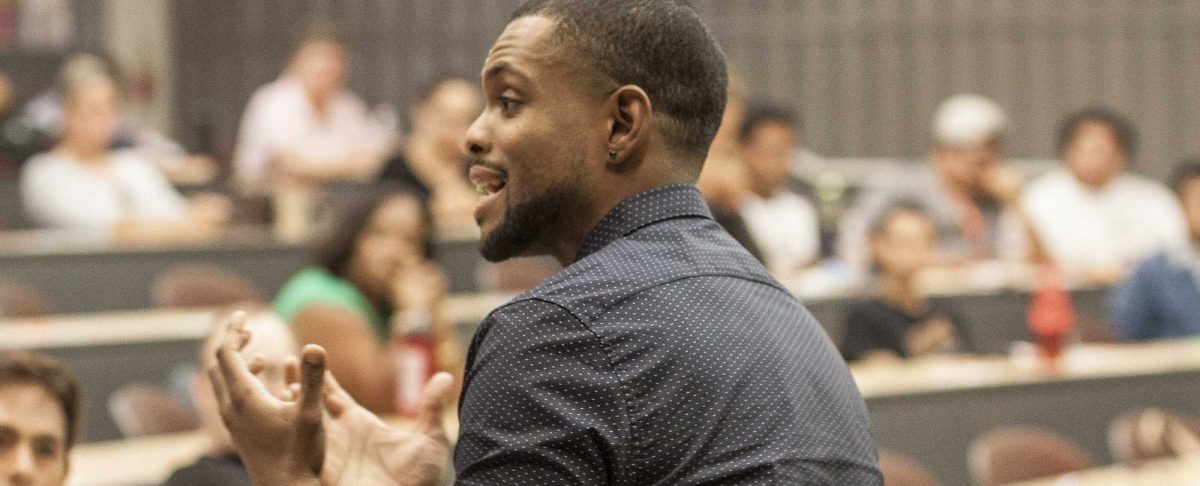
[839,94,1030,275]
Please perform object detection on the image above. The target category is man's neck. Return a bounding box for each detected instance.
[59,142,108,166]
[879,274,924,315]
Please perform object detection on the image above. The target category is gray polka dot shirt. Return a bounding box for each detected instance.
[455,184,881,485]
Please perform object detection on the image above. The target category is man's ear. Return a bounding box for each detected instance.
[606,85,651,169]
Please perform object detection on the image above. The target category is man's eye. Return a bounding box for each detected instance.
[499,97,520,113]
[0,429,15,451]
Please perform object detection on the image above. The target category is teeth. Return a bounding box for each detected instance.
[475,183,487,195]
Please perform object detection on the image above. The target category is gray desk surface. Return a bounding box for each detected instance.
[0,294,509,443]
[855,340,1200,485]
[0,227,487,313]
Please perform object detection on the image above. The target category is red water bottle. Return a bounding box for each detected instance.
[1027,265,1075,365]
[393,310,437,418]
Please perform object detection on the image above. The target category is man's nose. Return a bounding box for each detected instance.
[8,445,36,486]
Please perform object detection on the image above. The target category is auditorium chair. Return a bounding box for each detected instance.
[878,449,939,486]
[0,283,53,318]
[968,426,1093,485]
[153,264,264,308]
[108,383,199,437]
[1108,408,1200,465]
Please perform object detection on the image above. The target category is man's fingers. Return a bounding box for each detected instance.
[206,365,232,413]
[294,344,328,476]
[213,311,259,411]
[283,355,300,386]
[416,372,455,439]
[322,370,354,416]
[247,354,267,375]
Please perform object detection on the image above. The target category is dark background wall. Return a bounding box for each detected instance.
[171,0,1200,179]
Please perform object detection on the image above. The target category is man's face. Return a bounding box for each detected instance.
[294,41,347,106]
[63,80,119,153]
[415,80,481,160]
[872,211,937,280]
[465,16,608,262]
[933,139,1001,194]
[1181,178,1200,243]
[1065,122,1125,189]
[740,121,797,197]
[0,384,68,486]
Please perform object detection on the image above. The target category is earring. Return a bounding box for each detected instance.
[608,149,617,162]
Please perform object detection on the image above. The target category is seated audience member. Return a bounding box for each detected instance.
[841,203,968,362]
[696,72,766,262]
[19,73,228,239]
[233,22,394,193]
[840,94,1028,274]
[23,53,216,185]
[1111,161,1200,340]
[736,103,821,275]
[273,185,460,413]
[1022,108,1188,283]
[165,308,298,486]
[0,351,79,486]
[380,77,481,224]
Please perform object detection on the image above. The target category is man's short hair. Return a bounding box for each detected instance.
[1056,107,1137,159]
[292,18,347,53]
[0,352,80,448]
[1170,158,1200,196]
[867,199,933,239]
[738,103,799,144]
[512,0,728,165]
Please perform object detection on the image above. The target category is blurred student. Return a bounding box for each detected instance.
[22,53,215,185]
[841,203,968,362]
[165,308,298,486]
[696,71,766,261]
[272,185,460,413]
[1022,108,1188,283]
[0,351,79,486]
[233,22,394,193]
[840,94,1028,273]
[735,104,821,275]
[379,77,481,224]
[19,73,229,240]
[1110,160,1200,340]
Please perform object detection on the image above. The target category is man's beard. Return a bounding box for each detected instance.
[479,182,581,262]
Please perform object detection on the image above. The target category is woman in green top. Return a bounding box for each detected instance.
[273,184,460,413]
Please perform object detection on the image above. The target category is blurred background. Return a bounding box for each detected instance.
[1,1,1199,485]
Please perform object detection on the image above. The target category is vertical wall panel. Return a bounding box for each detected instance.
[171,0,1200,179]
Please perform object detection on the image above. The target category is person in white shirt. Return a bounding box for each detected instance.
[1022,108,1189,284]
[233,23,394,193]
[20,74,227,240]
[736,104,821,276]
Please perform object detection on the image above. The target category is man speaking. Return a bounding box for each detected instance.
[209,1,881,484]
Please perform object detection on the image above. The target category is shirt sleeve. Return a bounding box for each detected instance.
[232,89,276,185]
[116,153,187,221]
[454,298,628,485]
[1111,257,1161,340]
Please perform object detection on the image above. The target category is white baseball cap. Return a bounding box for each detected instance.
[932,94,1007,147]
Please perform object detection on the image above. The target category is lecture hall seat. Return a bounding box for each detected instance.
[968,426,1094,486]
[153,264,264,308]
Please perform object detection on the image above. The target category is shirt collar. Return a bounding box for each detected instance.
[576,184,712,261]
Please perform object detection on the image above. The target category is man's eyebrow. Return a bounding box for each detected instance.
[483,61,530,84]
